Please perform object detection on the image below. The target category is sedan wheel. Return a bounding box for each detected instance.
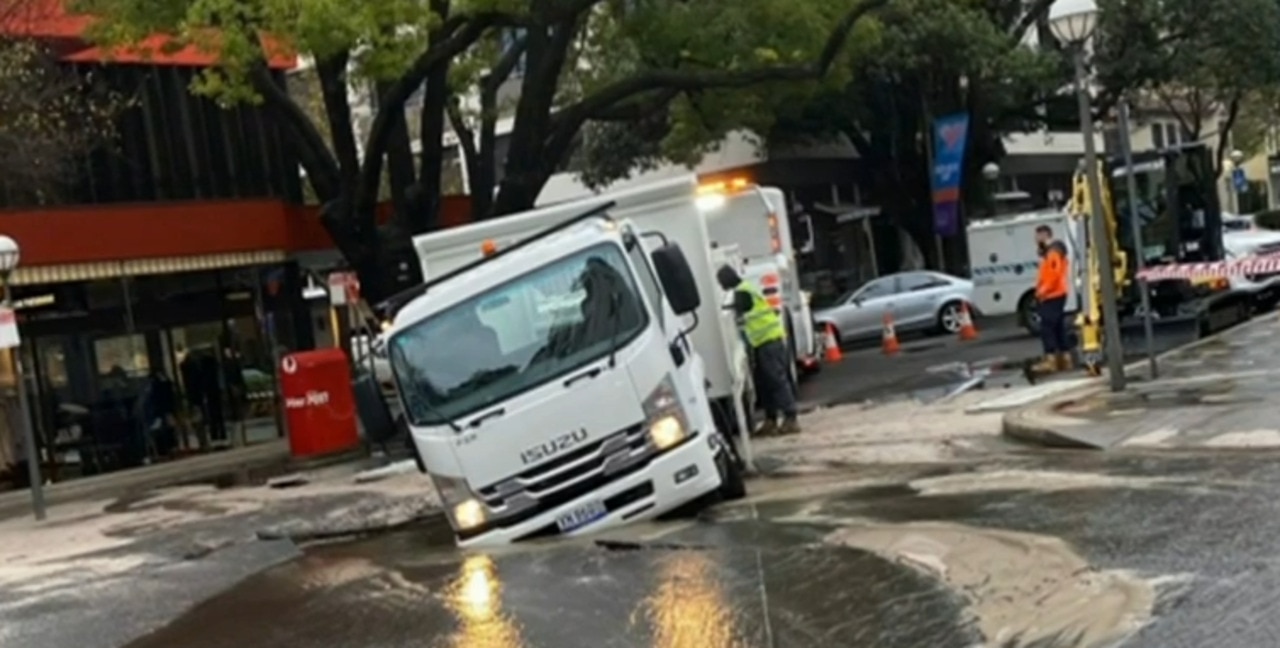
[938,302,964,333]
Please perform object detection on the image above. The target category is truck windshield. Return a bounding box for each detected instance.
[389,243,648,426]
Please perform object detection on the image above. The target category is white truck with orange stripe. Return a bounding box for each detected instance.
[695,179,821,380]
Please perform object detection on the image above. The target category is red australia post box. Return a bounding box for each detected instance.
[279,348,359,458]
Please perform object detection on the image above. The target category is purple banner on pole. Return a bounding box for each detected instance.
[930,113,971,237]
[933,201,960,237]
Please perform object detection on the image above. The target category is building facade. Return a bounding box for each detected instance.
[0,5,343,486]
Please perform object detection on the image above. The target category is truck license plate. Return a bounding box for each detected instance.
[556,500,607,533]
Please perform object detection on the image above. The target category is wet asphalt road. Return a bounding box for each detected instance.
[121,448,1280,648]
[799,316,1041,408]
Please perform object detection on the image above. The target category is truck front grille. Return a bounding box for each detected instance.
[474,422,658,528]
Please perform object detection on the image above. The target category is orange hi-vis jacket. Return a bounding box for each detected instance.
[1036,241,1069,301]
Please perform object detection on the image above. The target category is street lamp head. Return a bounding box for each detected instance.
[0,235,20,273]
[1048,0,1098,45]
[1230,149,1245,164]
[982,162,1000,180]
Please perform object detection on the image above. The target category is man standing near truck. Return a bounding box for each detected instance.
[1033,224,1072,373]
[716,265,800,436]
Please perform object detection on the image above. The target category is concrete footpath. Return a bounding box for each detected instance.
[1003,311,1280,450]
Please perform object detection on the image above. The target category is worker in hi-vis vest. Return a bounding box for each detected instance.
[716,265,800,436]
[1032,223,1072,373]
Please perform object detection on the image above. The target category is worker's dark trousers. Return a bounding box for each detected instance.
[754,339,798,422]
[1038,296,1069,354]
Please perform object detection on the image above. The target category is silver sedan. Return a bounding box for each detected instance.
[813,271,976,344]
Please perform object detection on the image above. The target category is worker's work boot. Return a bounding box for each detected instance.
[1030,355,1058,373]
[1055,352,1074,372]
[756,420,779,437]
[778,419,801,436]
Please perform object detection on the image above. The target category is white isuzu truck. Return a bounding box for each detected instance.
[694,178,821,380]
[378,176,752,547]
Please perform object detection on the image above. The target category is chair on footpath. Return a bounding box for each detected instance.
[882,312,901,355]
[823,322,843,363]
[958,302,978,341]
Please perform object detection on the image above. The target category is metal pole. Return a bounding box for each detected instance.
[1073,48,1126,391]
[5,279,45,520]
[1116,100,1158,379]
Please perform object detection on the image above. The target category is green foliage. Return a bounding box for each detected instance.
[0,39,129,204]
[569,0,883,188]
[1095,0,1280,136]
[69,0,475,104]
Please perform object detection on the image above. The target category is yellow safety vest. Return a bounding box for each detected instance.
[736,281,786,348]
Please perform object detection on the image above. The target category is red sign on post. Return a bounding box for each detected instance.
[279,348,359,458]
[327,272,360,306]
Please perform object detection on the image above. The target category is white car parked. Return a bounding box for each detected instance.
[813,271,976,344]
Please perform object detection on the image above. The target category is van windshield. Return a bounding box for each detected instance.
[389,243,648,426]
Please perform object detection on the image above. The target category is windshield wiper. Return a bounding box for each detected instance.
[468,407,506,429]
[412,392,462,433]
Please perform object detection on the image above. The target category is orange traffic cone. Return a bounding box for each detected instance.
[882,312,901,356]
[823,322,843,363]
[957,301,978,341]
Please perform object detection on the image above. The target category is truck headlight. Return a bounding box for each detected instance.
[432,474,487,530]
[643,376,688,450]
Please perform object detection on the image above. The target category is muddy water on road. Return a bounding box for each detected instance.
[829,522,1153,647]
[120,469,1170,648]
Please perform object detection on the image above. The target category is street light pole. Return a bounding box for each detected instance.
[1117,100,1158,379]
[1050,0,1126,391]
[982,162,1000,217]
[1071,48,1126,391]
[0,235,45,520]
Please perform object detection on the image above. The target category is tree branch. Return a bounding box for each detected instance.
[248,63,341,200]
[446,100,480,200]
[551,0,888,131]
[1012,0,1053,41]
[1214,90,1243,178]
[353,12,504,216]
[485,33,529,96]
[593,88,682,121]
[314,52,360,186]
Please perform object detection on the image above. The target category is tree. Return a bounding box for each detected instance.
[1094,0,1280,176]
[578,0,1065,271]
[0,36,126,205]
[74,0,886,302]
[445,0,890,221]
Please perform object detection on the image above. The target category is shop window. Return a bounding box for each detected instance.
[94,335,149,378]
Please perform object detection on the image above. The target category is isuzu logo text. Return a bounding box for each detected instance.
[521,429,589,465]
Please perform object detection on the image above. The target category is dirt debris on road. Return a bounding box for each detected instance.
[756,391,1010,471]
[0,465,439,588]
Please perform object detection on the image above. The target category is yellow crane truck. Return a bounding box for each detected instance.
[1066,142,1252,375]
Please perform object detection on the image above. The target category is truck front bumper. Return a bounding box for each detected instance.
[457,433,724,547]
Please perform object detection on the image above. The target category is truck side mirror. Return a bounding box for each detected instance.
[650,243,701,315]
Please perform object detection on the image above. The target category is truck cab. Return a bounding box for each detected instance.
[695,179,820,377]
[381,200,745,547]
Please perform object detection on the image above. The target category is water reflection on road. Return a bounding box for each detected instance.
[125,468,1201,648]
[445,555,523,647]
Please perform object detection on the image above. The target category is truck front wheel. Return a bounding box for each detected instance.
[716,444,747,500]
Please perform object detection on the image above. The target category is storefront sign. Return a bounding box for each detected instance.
[931,113,971,238]
[0,307,20,349]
